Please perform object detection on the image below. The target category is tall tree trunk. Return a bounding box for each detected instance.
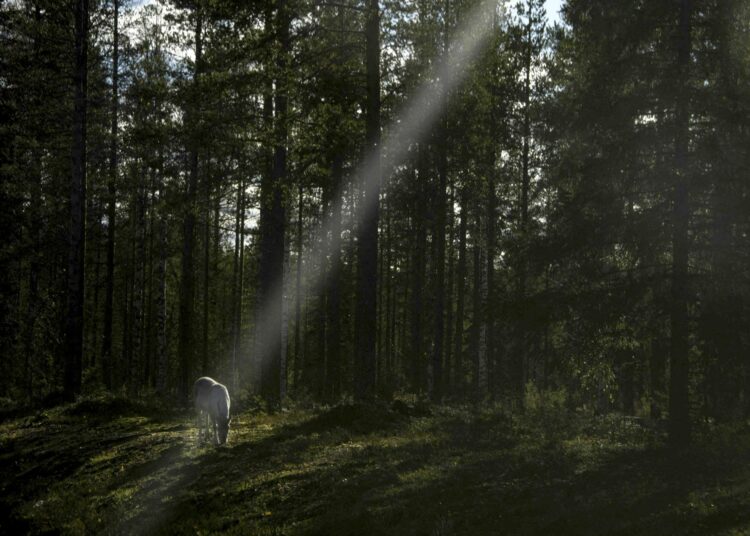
[354,0,381,400]
[155,148,168,395]
[177,8,203,404]
[470,211,482,401]
[444,181,455,396]
[293,180,303,390]
[258,0,288,408]
[431,110,447,402]
[326,154,344,401]
[486,161,497,398]
[410,162,427,394]
[64,0,89,399]
[202,167,211,376]
[102,0,119,391]
[155,210,168,395]
[383,198,393,396]
[669,0,692,447]
[130,167,146,395]
[516,6,532,404]
[314,201,327,399]
[451,188,468,396]
[231,176,245,395]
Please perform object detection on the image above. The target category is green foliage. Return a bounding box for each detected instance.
[4,403,750,534]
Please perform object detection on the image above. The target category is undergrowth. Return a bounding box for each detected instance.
[2,396,750,535]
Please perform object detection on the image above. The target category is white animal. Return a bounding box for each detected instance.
[193,377,231,445]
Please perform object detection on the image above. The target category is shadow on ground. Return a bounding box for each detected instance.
[3,400,750,535]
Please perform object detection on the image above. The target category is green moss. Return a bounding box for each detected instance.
[3,401,750,535]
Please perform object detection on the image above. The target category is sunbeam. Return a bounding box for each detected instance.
[247,0,504,398]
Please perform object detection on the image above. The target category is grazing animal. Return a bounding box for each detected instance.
[193,377,231,445]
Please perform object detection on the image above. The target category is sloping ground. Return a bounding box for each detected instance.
[2,399,750,535]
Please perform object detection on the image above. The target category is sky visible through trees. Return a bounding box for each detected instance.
[2,0,750,449]
[4,0,750,533]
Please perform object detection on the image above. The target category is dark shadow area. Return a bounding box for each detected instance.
[4,404,750,535]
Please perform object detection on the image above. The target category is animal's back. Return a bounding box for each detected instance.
[194,377,218,412]
[210,383,230,417]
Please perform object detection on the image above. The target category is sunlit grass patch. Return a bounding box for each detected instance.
[4,401,750,535]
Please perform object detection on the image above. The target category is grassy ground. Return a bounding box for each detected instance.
[2,397,750,535]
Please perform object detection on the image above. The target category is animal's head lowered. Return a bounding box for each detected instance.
[217,416,231,445]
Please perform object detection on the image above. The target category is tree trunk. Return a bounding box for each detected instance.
[451,188,468,396]
[155,205,168,396]
[470,212,482,401]
[444,181,455,396]
[516,6,532,404]
[431,110,447,402]
[258,0,289,408]
[177,8,203,404]
[202,167,211,376]
[130,166,146,395]
[102,0,119,391]
[64,0,88,400]
[410,159,428,394]
[326,154,344,401]
[354,0,381,400]
[293,180,303,391]
[669,0,692,447]
[486,162,497,398]
[231,176,245,395]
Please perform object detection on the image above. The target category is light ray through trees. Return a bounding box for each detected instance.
[248,0,503,397]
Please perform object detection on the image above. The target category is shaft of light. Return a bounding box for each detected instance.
[246,0,502,394]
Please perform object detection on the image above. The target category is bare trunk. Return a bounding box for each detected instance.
[470,212,482,401]
[431,111,447,402]
[202,170,211,376]
[451,189,468,396]
[177,9,203,404]
[409,163,427,393]
[669,0,692,447]
[64,0,88,399]
[293,181,303,390]
[354,0,381,400]
[102,0,119,391]
[258,0,288,407]
[130,167,147,395]
[326,154,344,401]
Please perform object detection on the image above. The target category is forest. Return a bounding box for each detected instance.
[1,0,750,534]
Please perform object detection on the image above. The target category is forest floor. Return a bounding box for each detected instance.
[2,396,750,535]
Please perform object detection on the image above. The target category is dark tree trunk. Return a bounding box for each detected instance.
[444,181,455,396]
[431,112,447,402]
[354,0,381,400]
[231,176,245,395]
[102,0,119,391]
[486,168,496,398]
[293,180,303,391]
[258,0,289,408]
[669,0,692,447]
[64,0,88,400]
[326,154,344,401]
[155,207,168,395]
[516,8,532,404]
[410,170,426,394]
[202,169,211,376]
[177,8,203,404]
[130,167,146,395]
[451,188,468,396]
[470,212,482,401]
[383,200,394,396]
[649,340,664,419]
